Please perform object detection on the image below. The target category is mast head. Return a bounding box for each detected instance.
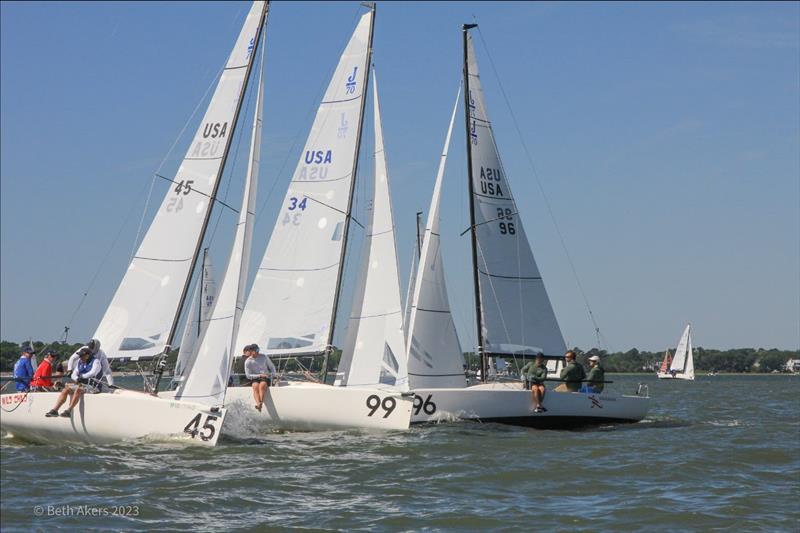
[463,23,478,31]
[361,1,375,10]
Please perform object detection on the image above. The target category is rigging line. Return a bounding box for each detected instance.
[475,26,605,349]
[130,64,226,262]
[475,238,513,350]
[302,195,365,229]
[154,174,240,214]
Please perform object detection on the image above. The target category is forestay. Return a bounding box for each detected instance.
[174,251,217,381]
[465,33,566,357]
[94,1,268,361]
[237,12,373,356]
[176,37,265,406]
[335,70,407,391]
[406,87,466,389]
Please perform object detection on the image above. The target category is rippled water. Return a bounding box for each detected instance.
[2,375,798,531]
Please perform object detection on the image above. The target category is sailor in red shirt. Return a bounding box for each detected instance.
[31,350,59,390]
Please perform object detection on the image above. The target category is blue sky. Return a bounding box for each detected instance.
[1,1,798,351]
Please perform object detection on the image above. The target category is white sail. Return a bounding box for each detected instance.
[685,329,695,379]
[174,250,217,381]
[670,324,691,373]
[406,87,466,389]
[176,35,265,406]
[237,12,373,356]
[335,69,407,391]
[465,34,566,357]
[94,1,268,361]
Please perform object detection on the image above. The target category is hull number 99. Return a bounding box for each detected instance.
[366,395,396,418]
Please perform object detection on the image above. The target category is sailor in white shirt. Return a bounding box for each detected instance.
[68,339,113,386]
[46,347,105,418]
[243,344,276,412]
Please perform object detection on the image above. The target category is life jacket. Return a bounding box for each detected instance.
[77,356,104,384]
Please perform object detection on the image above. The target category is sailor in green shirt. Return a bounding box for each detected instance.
[520,352,548,412]
[556,350,586,392]
[584,355,605,393]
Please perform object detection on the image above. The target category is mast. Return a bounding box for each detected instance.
[324,2,376,378]
[164,1,270,353]
[198,248,208,336]
[462,23,486,382]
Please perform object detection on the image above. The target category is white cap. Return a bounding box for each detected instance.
[589,355,600,362]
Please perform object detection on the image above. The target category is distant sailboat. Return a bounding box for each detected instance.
[657,324,695,380]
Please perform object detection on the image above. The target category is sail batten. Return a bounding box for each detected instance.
[237,10,374,357]
[95,1,269,361]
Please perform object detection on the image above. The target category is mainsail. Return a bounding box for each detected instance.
[335,69,407,391]
[174,249,216,381]
[176,36,264,406]
[405,87,466,389]
[237,10,374,357]
[463,29,566,359]
[94,1,268,361]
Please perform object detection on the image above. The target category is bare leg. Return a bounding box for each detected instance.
[251,382,260,407]
[258,382,267,404]
[533,385,545,408]
[530,386,538,408]
[66,387,84,411]
[51,386,73,411]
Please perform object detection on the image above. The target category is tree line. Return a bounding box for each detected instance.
[1,339,797,374]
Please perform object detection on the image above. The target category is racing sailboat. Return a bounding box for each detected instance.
[406,24,649,427]
[657,324,695,380]
[0,1,270,445]
[218,4,412,431]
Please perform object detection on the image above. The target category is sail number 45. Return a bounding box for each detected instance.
[183,413,218,441]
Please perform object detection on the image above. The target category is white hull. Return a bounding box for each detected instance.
[0,389,226,446]
[656,372,694,380]
[161,381,413,433]
[410,382,649,428]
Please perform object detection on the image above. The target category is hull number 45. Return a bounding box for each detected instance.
[183,413,218,441]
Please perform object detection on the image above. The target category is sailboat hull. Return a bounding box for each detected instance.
[162,381,413,433]
[656,372,694,380]
[410,382,649,428]
[0,389,226,446]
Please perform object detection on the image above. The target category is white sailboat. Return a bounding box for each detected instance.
[407,25,649,427]
[0,1,270,446]
[657,324,695,380]
[220,4,412,432]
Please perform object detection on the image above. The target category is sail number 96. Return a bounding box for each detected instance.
[366,395,396,418]
[497,208,516,235]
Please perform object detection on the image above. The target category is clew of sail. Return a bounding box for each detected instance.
[405,86,466,389]
[237,11,373,357]
[465,32,566,358]
[176,27,266,407]
[94,1,268,361]
[335,69,407,391]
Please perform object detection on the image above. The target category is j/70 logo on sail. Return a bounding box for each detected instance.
[345,66,358,94]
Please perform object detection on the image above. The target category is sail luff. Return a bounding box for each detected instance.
[462,24,486,380]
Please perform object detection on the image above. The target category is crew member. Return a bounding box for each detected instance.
[555,350,586,392]
[582,355,605,393]
[31,349,60,390]
[244,344,276,412]
[87,338,114,386]
[12,346,35,392]
[45,347,104,418]
[520,352,548,412]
